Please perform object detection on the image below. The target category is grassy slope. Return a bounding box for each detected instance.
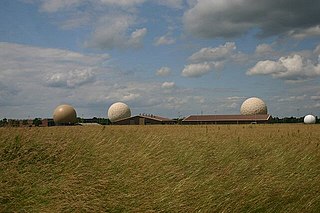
[1,125,320,212]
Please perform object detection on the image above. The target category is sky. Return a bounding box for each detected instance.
[0,0,320,119]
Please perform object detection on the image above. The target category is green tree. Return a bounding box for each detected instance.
[33,118,42,127]
[22,120,28,126]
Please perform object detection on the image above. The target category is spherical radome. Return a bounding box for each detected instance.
[240,97,267,115]
[53,104,77,124]
[108,102,131,122]
[304,114,316,124]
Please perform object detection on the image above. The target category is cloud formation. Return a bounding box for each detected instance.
[189,42,236,63]
[288,26,320,40]
[0,42,220,118]
[181,62,213,77]
[85,14,147,49]
[39,0,183,12]
[39,0,83,12]
[255,44,274,55]
[247,54,320,82]
[0,42,109,107]
[161,81,176,89]
[156,67,171,76]
[182,42,246,77]
[31,0,188,50]
[154,34,176,46]
[46,68,96,88]
[183,0,320,38]
[39,0,146,12]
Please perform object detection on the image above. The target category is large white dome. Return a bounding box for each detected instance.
[304,114,316,124]
[240,97,267,115]
[108,102,131,122]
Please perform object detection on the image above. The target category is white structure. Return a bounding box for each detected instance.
[53,104,77,124]
[108,102,131,122]
[304,114,316,124]
[240,97,268,115]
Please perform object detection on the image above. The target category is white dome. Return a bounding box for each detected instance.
[304,114,316,124]
[108,102,131,122]
[240,97,267,115]
[53,104,77,124]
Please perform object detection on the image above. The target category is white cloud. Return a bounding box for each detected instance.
[5,42,106,62]
[181,62,213,77]
[154,34,176,46]
[220,96,245,111]
[60,12,92,29]
[288,25,320,39]
[0,42,109,74]
[85,14,147,49]
[189,42,236,63]
[122,93,141,102]
[164,97,187,109]
[161,81,176,89]
[40,0,83,12]
[248,60,287,75]
[227,96,246,101]
[247,54,320,81]
[227,102,238,109]
[183,0,320,38]
[314,44,320,55]
[0,42,184,118]
[39,0,145,12]
[84,81,163,109]
[34,0,185,50]
[311,96,320,101]
[277,95,307,102]
[156,67,171,76]
[128,28,147,47]
[255,44,274,55]
[38,0,183,12]
[46,68,96,88]
[0,42,113,118]
[0,42,216,118]
[182,42,246,77]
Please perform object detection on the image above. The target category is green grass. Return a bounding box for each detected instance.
[1,125,320,212]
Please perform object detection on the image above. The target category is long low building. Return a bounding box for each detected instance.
[182,114,271,125]
[113,114,176,125]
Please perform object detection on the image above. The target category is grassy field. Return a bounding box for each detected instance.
[1,124,320,212]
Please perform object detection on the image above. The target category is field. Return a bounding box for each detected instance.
[1,124,320,212]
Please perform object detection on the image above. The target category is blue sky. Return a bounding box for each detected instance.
[1,0,320,119]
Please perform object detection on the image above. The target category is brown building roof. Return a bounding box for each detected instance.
[114,114,174,123]
[183,114,271,122]
[139,114,173,122]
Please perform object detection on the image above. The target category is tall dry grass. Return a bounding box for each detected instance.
[1,124,320,212]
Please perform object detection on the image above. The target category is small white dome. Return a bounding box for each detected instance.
[304,114,316,124]
[240,97,267,115]
[108,102,131,122]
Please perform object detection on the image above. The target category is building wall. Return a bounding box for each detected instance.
[41,119,55,127]
[113,116,176,125]
[182,120,270,125]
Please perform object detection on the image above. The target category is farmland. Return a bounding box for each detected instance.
[1,124,320,212]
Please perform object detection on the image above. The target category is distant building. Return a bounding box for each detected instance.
[182,114,272,125]
[78,123,102,126]
[112,114,176,125]
[41,118,55,127]
[4,118,53,127]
